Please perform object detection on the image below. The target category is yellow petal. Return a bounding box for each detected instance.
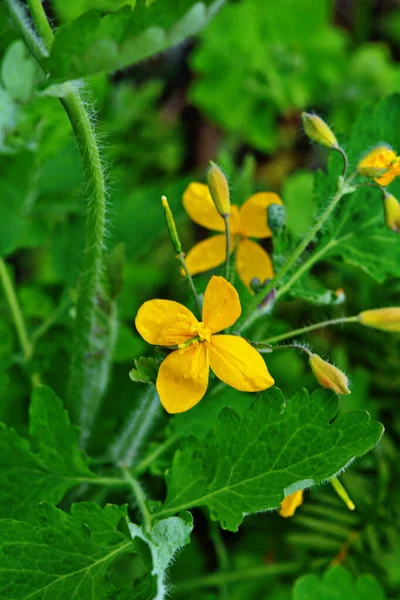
[135,300,197,346]
[239,192,283,238]
[202,275,241,333]
[156,343,209,413]
[236,238,274,291]
[183,182,240,232]
[183,234,227,277]
[376,164,400,186]
[209,334,274,391]
[279,490,304,518]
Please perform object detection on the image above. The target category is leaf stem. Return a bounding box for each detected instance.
[26,0,54,50]
[121,468,153,532]
[0,258,33,361]
[240,175,356,331]
[175,562,301,593]
[131,435,179,475]
[223,215,231,281]
[258,316,359,345]
[177,253,202,316]
[31,295,71,346]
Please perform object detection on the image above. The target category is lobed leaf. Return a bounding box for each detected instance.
[159,388,383,531]
[0,502,192,599]
[0,385,95,520]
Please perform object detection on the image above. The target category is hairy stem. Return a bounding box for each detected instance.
[240,175,356,331]
[122,468,153,532]
[259,316,359,345]
[0,258,33,361]
[6,0,111,441]
[111,387,161,467]
[132,434,179,475]
[26,0,53,50]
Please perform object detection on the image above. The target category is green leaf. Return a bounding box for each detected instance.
[0,502,192,599]
[158,388,383,531]
[293,566,387,600]
[315,94,400,282]
[0,385,95,520]
[129,357,159,384]
[1,40,36,103]
[45,1,226,85]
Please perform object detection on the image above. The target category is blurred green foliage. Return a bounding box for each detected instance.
[0,0,400,598]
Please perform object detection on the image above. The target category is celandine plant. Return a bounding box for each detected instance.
[0,1,399,599]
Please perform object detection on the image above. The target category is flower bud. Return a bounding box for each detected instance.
[359,307,400,332]
[330,477,355,511]
[301,112,338,149]
[207,161,230,217]
[309,353,350,395]
[161,195,182,255]
[267,203,286,235]
[383,193,400,233]
[279,490,303,518]
[357,145,397,182]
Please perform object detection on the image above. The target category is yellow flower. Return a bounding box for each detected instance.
[182,183,283,290]
[357,145,400,186]
[135,275,274,413]
[279,490,304,518]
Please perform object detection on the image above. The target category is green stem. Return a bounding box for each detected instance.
[62,89,108,434]
[175,562,301,593]
[223,215,231,281]
[177,253,202,316]
[240,175,356,331]
[6,0,110,441]
[111,388,161,467]
[26,0,54,50]
[122,468,153,532]
[209,520,230,600]
[131,435,179,475]
[4,0,48,62]
[259,316,359,345]
[31,295,71,345]
[0,258,33,361]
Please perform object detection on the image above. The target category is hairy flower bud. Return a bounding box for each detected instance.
[309,353,350,395]
[383,193,400,233]
[301,112,338,149]
[359,307,400,332]
[267,203,286,235]
[207,161,230,217]
[357,145,397,182]
[279,490,304,518]
[161,195,182,255]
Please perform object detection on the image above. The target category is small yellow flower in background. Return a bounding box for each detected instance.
[279,490,304,518]
[357,145,400,185]
[309,353,350,395]
[359,307,400,332]
[135,276,274,413]
[182,182,283,290]
[301,112,338,149]
[383,193,400,233]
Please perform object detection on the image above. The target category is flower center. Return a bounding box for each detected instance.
[193,321,211,343]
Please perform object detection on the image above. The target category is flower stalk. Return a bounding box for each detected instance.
[5,0,111,442]
[240,174,356,331]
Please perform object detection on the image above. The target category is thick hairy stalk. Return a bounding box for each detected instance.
[5,0,110,443]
